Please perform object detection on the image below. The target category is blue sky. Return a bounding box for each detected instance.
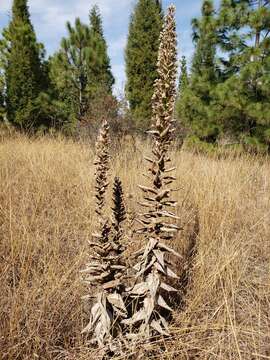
[0,0,219,93]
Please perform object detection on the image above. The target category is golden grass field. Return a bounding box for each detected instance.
[0,135,270,359]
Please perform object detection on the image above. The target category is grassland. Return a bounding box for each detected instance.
[0,135,269,359]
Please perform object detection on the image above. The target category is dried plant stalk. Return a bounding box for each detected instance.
[112,177,126,241]
[94,119,110,220]
[124,5,180,340]
[82,125,127,349]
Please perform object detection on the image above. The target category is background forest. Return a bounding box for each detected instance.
[0,0,269,152]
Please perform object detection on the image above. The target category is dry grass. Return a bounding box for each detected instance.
[0,135,269,359]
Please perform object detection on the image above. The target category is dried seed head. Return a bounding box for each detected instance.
[127,5,181,340]
[82,156,128,347]
[94,119,110,219]
[152,4,177,138]
[139,4,178,242]
[112,177,126,231]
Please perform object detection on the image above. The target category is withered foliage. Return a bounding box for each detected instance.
[123,5,181,339]
[94,119,110,219]
[82,123,128,349]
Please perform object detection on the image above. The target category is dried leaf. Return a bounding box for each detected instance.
[130,282,149,295]
[142,238,158,259]
[147,272,160,297]
[153,249,165,268]
[122,309,146,325]
[158,242,182,258]
[136,256,156,278]
[154,261,166,274]
[158,295,173,311]
[156,189,170,201]
[107,293,127,317]
[139,185,157,194]
[102,279,121,290]
[160,227,178,233]
[160,282,178,292]
[144,156,155,163]
[143,297,155,322]
[166,266,179,279]
[151,319,169,336]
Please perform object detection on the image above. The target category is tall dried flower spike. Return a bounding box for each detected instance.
[94,119,110,219]
[123,5,181,340]
[82,135,128,349]
[112,177,126,232]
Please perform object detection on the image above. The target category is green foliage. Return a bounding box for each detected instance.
[178,55,188,93]
[0,0,269,145]
[217,0,270,76]
[0,28,10,122]
[212,0,270,145]
[177,0,270,150]
[191,0,217,81]
[0,73,4,121]
[183,135,217,154]
[125,0,163,130]
[177,0,220,142]
[88,5,114,95]
[50,18,99,120]
[176,56,189,132]
[3,0,48,129]
[50,8,114,128]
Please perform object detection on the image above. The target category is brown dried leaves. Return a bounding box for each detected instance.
[127,5,181,340]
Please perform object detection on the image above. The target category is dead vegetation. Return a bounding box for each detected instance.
[121,5,182,342]
[0,135,270,359]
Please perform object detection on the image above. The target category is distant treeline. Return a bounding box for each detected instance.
[0,0,270,151]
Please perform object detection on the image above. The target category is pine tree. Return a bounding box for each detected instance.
[5,0,47,129]
[0,27,9,122]
[88,5,115,96]
[0,47,5,121]
[191,0,217,82]
[51,18,99,120]
[175,56,189,136]
[213,0,270,149]
[125,0,163,130]
[89,5,104,36]
[178,55,188,93]
[216,0,249,78]
[50,9,115,126]
[177,0,220,143]
[0,73,4,122]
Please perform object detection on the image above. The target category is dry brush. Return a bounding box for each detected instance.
[81,120,128,350]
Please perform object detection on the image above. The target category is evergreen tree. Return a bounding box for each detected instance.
[88,5,115,95]
[89,5,104,36]
[177,0,220,142]
[216,0,249,78]
[0,43,6,122]
[191,0,217,82]
[51,18,99,120]
[0,73,4,122]
[213,0,270,149]
[4,0,48,129]
[178,56,188,94]
[176,56,189,135]
[125,0,163,130]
